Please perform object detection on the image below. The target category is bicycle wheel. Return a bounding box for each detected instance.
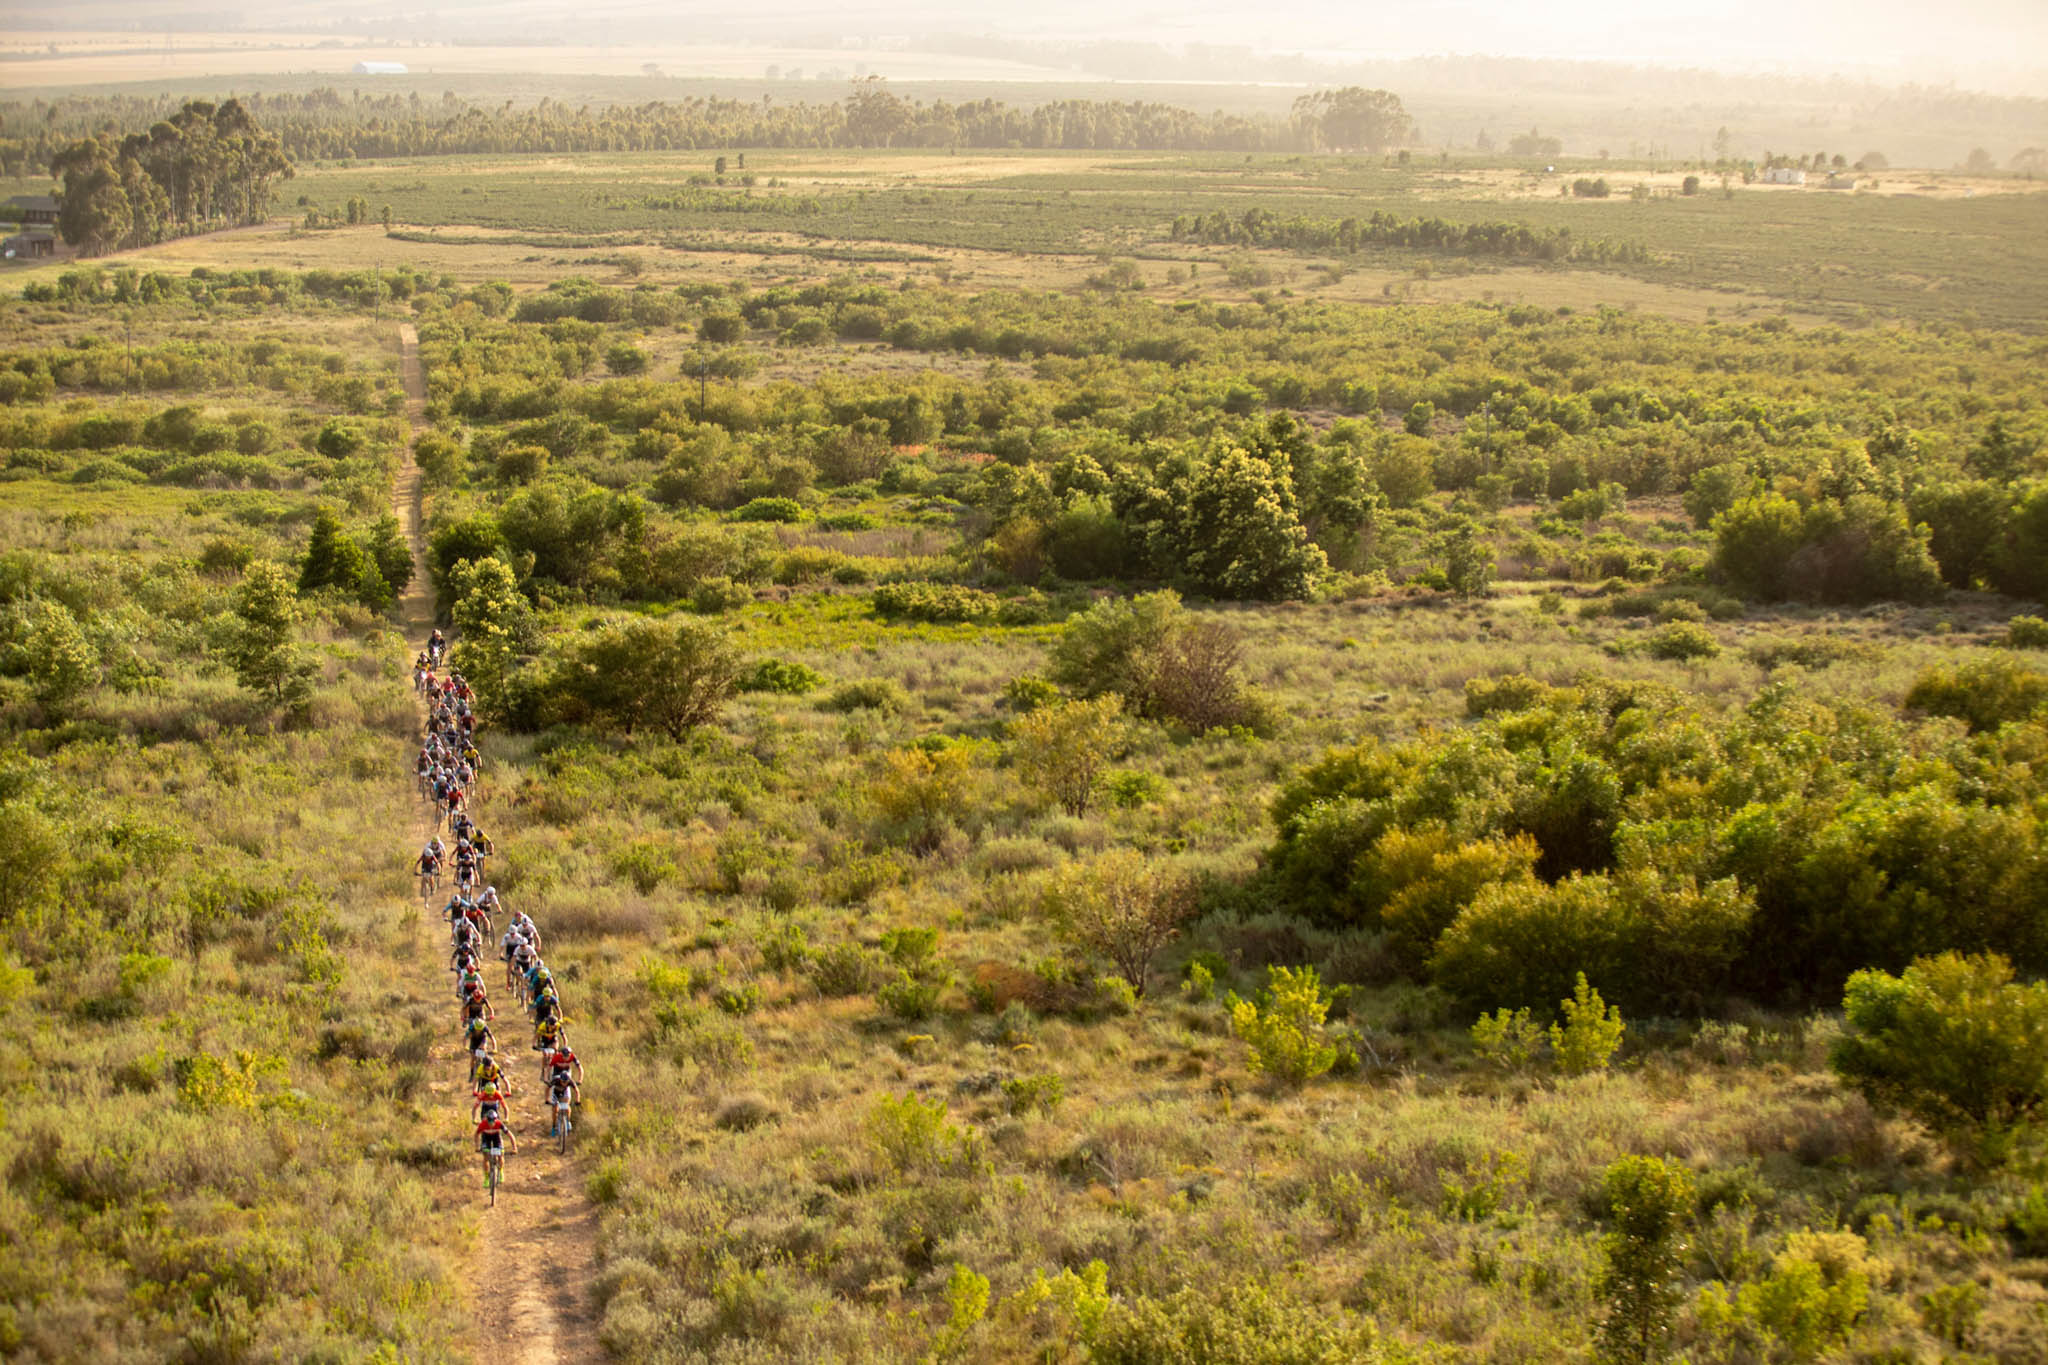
[487,1156,499,1205]
[558,1108,569,1155]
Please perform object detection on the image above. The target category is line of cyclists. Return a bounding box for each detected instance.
[410,629,586,1198]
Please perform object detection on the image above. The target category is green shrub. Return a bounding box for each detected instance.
[1000,1073,1066,1116]
[871,581,999,623]
[755,921,811,973]
[1695,1231,1873,1363]
[739,658,825,694]
[1430,873,1750,1015]
[1089,1280,1394,1364]
[1229,965,1339,1086]
[1102,769,1166,809]
[1594,1155,1694,1365]
[692,576,754,613]
[822,677,907,713]
[1010,695,1125,817]
[732,496,805,523]
[1002,674,1062,711]
[1646,622,1720,662]
[2008,615,2048,650]
[1470,1005,1546,1070]
[1551,973,1625,1075]
[807,941,882,997]
[1049,590,1261,731]
[863,1092,983,1175]
[1044,850,1197,997]
[1831,952,2048,1154]
[1905,654,2048,732]
[713,980,763,1015]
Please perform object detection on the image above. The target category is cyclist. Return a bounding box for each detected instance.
[412,842,443,894]
[540,1034,582,1089]
[545,1067,579,1139]
[499,923,525,983]
[532,1013,563,1054]
[464,1017,496,1078]
[475,1108,516,1186]
[507,908,537,951]
[473,1076,509,1126]
[530,984,563,1038]
[461,982,493,1027]
[472,1050,509,1100]
[428,629,445,664]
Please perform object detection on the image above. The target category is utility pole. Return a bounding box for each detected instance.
[125,312,135,395]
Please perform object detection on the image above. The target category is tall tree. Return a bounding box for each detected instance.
[1292,87,1414,153]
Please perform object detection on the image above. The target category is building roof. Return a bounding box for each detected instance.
[4,195,57,213]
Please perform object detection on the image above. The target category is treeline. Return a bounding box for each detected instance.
[1169,206,1650,264]
[46,99,292,256]
[0,85,1409,168]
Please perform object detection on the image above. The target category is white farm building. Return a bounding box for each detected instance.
[1761,166,1807,185]
[353,61,409,75]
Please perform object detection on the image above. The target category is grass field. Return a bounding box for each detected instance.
[8,147,2047,327]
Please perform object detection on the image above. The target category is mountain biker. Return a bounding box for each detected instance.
[472,1051,509,1099]
[530,989,564,1043]
[507,909,536,950]
[465,1017,495,1072]
[462,984,493,1026]
[532,1014,563,1054]
[541,1036,582,1089]
[473,1076,509,1125]
[475,1108,516,1177]
[545,1068,579,1138]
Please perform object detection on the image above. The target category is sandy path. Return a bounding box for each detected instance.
[393,322,604,1365]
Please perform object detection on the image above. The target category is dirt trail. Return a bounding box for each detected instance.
[393,323,603,1365]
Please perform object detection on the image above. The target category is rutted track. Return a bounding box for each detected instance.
[394,324,602,1365]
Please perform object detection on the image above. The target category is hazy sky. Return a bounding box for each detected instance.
[871,0,2045,82]
[44,0,2048,90]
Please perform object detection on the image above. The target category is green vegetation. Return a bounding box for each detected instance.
[4,104,2048,1362]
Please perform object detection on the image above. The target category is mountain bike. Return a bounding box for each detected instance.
[482,1141,505,1205]
[552,1095,574,1154]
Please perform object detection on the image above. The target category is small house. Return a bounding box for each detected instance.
[1761,167,1806,185]
[2,195,58,226]
[352,61,409,75]
[2,231,55,259]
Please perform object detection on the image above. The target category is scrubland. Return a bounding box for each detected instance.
[2,133,2047,1365]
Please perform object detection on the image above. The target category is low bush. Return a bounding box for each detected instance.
[1229,965,1340,1086]
[1905,654,2048,732]
[1831,952,2048,1156]
[738,658,825,694]
[731,496,805,523]
[871,581,999,623]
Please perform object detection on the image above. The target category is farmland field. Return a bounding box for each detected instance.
[4,70,2048,1365]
